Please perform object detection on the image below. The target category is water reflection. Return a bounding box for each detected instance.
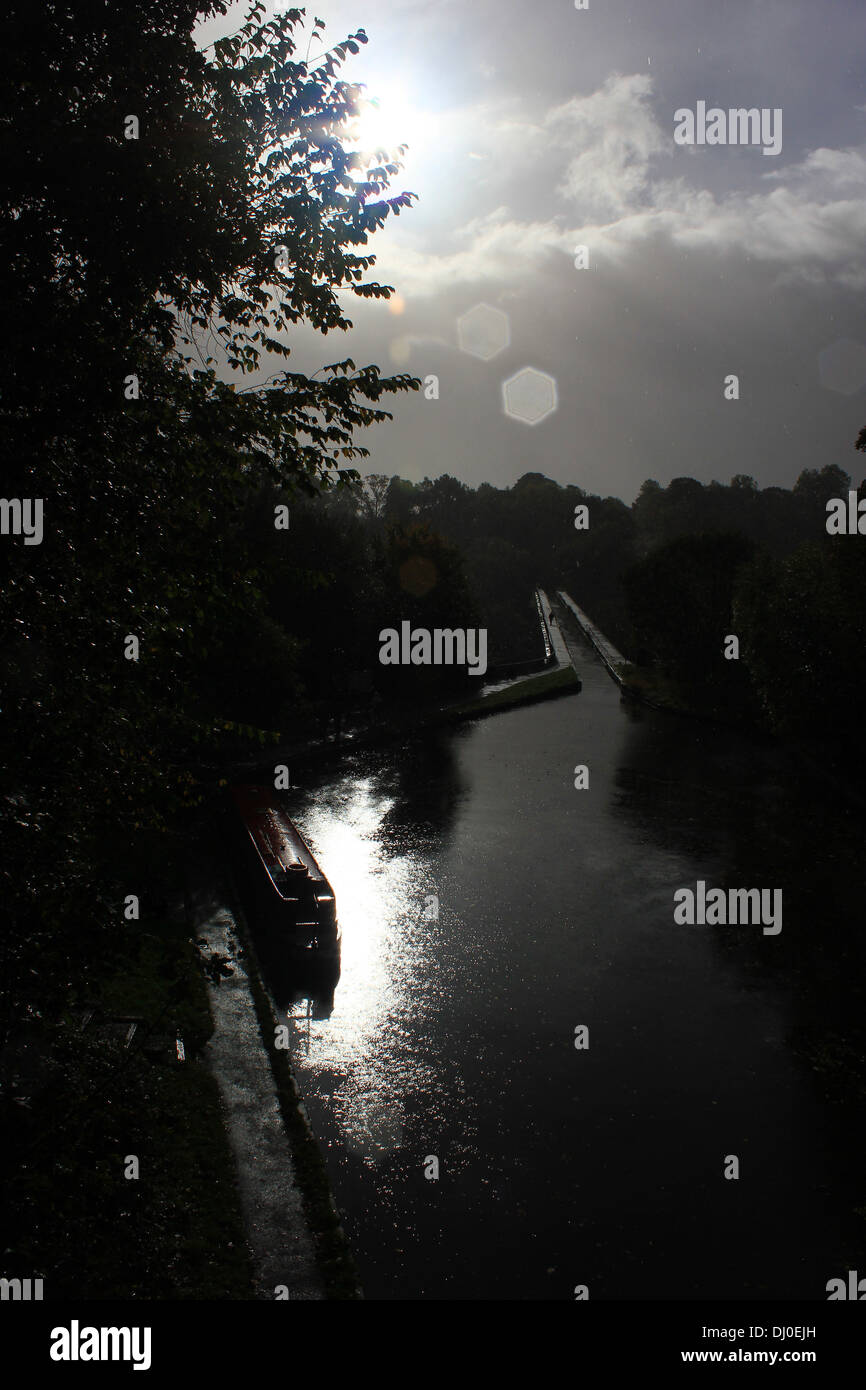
[248,658,866,1299]
[612,709,866,1128]
[253,752,454,1166]
[253,941,339,1027]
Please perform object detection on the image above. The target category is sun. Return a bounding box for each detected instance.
[349,82,426,164]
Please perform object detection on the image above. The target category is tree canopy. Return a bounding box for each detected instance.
[0,0,419,1026]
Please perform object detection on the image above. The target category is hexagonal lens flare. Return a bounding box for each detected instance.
[502,367,558,425]
[457,303,510,361]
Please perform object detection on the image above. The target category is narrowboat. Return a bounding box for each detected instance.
[230,784,341,955]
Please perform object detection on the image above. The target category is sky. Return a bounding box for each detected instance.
[194,0,866,503]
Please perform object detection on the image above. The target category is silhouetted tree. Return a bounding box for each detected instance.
[0,0,418,1024]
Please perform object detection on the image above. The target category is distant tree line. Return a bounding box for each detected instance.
[105,452,866,747]
[326,460,866,745]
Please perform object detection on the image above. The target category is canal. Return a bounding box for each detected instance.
[253,616,866,1300]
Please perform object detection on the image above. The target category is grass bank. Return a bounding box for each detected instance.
[2,913,254,1299]
[618,662,693,714]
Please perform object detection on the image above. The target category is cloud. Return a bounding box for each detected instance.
[593,160,866,289]
[545,73,670,219]
[373,207,573,298]
[375,73,866,297]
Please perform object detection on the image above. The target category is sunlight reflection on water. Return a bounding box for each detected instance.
[286,773,440,1164]
[249,672,865,1299]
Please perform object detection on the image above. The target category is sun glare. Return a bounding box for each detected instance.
[350,82,427,165]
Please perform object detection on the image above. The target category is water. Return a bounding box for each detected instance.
[253,631,866,1300]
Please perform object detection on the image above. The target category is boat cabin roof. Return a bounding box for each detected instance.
[231,785,327,889]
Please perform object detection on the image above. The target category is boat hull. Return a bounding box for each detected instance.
[229,784,341,956]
